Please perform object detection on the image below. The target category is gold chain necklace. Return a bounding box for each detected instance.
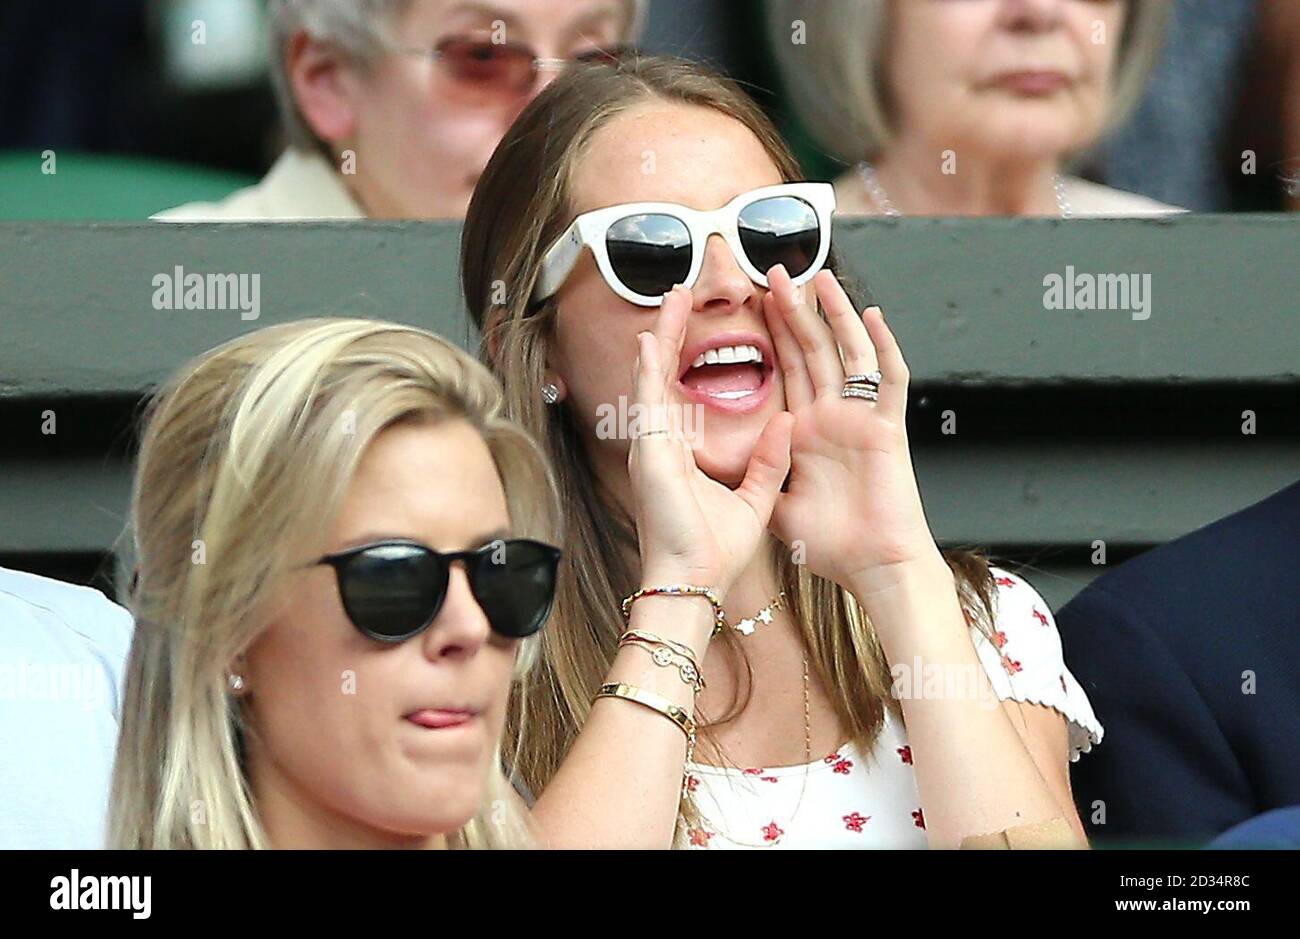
[688,592,814,848]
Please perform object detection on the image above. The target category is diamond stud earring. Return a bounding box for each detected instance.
[541,383,560,405]
[227,672,245,692]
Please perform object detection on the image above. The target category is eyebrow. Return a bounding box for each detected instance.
[474,527,513,547]
[337,527,513,553]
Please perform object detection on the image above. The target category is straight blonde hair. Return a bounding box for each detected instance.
[460,54,996,843]
[766,0,1173,164]
[109,318,560,849]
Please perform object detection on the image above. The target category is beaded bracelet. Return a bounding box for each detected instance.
[621,584,727,636]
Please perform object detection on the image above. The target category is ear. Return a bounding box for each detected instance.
[484,305,569,402]
[284,30,361,149]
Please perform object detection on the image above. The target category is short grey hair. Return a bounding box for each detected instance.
[766,0,1173,165]
[269,0,650,155]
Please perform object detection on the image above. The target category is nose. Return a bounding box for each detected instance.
[690,233,759,314]
[420,562,493,661]
[1000,0,1066,31]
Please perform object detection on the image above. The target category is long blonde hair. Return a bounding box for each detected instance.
[460,54,996,841]
[109,318,560,849]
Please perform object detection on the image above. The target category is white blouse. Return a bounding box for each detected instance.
[675,568,1102,849]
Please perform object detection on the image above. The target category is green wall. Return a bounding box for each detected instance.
[1,216,1297,610]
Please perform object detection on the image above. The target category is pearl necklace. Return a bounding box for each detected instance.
[856,161,1074,218]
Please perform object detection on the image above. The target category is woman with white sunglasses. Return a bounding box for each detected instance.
[463,54,1102,849]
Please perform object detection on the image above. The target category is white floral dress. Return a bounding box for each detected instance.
[677,568,1103,849]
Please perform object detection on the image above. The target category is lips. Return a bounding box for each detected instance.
[675,330,776,415]
[404,708,478,729]
[987,70,1070,95]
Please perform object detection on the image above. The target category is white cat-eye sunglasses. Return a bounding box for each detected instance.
[533,181,837,307]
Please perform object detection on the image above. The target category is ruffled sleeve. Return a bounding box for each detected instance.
[968,567,1104,762]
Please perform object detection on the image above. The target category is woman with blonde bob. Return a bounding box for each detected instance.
[109,318,561,849]
[462,54,1103,849]
[767,0,1182,217]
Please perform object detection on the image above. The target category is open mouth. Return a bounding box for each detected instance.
[677,340,774,412]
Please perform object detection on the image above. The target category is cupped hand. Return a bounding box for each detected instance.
[628,285,794,596]
[762,265,940,592]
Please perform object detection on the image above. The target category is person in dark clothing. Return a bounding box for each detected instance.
[1057,480,1300,846]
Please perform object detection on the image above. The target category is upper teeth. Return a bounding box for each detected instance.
[691,344,763,369]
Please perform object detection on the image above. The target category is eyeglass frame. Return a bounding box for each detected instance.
[311,537,563,644]
[382,34,633,93]
[532,181,838,308]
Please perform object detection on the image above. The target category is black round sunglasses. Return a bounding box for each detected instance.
[315,538,562,643]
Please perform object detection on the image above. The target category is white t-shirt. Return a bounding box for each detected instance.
[677,568,1102,849]
[0,568,134,848]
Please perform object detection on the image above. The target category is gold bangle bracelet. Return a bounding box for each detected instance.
[593,682,697,740]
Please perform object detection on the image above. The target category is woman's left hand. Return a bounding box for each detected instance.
[763,265,940,594]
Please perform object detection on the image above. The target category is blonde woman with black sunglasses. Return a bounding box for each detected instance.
[110,319,562,849]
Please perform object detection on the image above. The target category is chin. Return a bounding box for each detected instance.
[986,116,1093,161]
[371,790,481,840]
[693,427,763,489]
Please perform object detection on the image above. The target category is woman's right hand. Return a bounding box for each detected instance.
[627,285,795,598]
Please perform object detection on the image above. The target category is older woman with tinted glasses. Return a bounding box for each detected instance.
[767,0,1184,217]
[157,0,645,220]
[109,319,562,848]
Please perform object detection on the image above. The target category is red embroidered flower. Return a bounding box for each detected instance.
[832,759,854,775]
[742,767,764,776]
[897,745,913,765]
[1031,607,1050,627]
[843,812,871,833]
[761,776,779,783]
[993,630,1008,649]
[688,827,712,847]
[995,576,1016,588]
[912,809,926,830]
[823,751,841,765]
[1001,654,1022,676]
[761,821,784,842]
[684,775,699,793]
